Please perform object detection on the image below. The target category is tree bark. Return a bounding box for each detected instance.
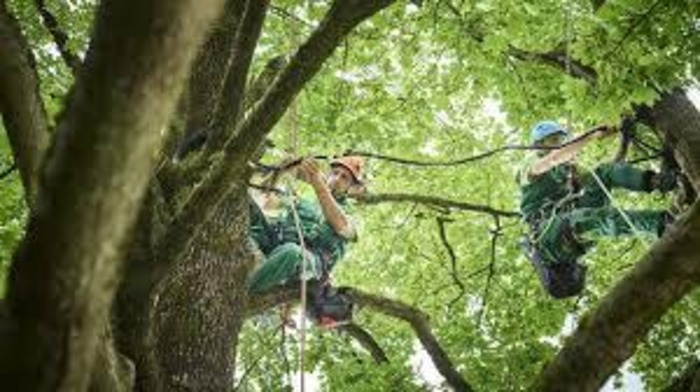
[152,192,255,391]
[651,88,700,191]
[207,0,270,151]
[185,0,246,133]
[113,181,170,391]
[337,323,390,364]
[0,1,50,204]
[89,328,135,392]
[0,0,225,390]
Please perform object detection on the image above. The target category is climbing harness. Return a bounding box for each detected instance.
[522,185,590,298]
[283,90,310,392]
[520,234,587,299]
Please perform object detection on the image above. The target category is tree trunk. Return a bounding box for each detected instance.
[0,0,225,390]
[151,189,254,391]
[110,1,401,390]
[0,1,49,203]
[651,88,700,191]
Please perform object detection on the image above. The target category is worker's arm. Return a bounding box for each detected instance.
[528,127,614,178]
[297,159,356,239]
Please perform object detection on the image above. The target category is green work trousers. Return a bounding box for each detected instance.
[535,163,665,264]
[536,207,664,265]
[575,162,653,207]
[247,243,322,294]
[247,198,329,294]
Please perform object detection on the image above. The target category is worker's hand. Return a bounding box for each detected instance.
[296,158,324,187]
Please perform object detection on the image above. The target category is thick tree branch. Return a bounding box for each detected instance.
[650,89,700,192]
[225,0,397,150]
[243,55,287,113]
[243,0,394,140]
[337,323,389,364]
[156,0,397,270]
[208,0,270,151]
[354,192,520,218]
[1,0,225,390]
[0,2,50,203]
[186,0,246,132]
[345,288,473,392]
[34,0,81,74]
[245,283,300,316]
[246,285,473,391]
[533,201,700,390]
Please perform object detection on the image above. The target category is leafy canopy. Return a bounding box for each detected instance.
[2,0,699,390]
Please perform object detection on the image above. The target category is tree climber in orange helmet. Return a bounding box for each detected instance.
[247,156,365,326]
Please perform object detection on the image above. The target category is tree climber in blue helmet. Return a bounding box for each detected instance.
[519,120,676,298]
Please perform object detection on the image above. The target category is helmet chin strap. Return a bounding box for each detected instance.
[330,185,349,200]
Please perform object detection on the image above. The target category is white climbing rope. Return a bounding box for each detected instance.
[285,77,308,392]
[285,178,310,392]
[586,167,651,245]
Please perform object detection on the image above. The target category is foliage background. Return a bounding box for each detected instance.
[1,0,699,390]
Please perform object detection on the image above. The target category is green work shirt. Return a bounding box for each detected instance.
[275,197,353,269]
[518,157,575,223]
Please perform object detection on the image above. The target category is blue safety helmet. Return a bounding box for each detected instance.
[530,121,569,144]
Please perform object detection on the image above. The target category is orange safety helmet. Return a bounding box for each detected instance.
[330,156,364,184]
